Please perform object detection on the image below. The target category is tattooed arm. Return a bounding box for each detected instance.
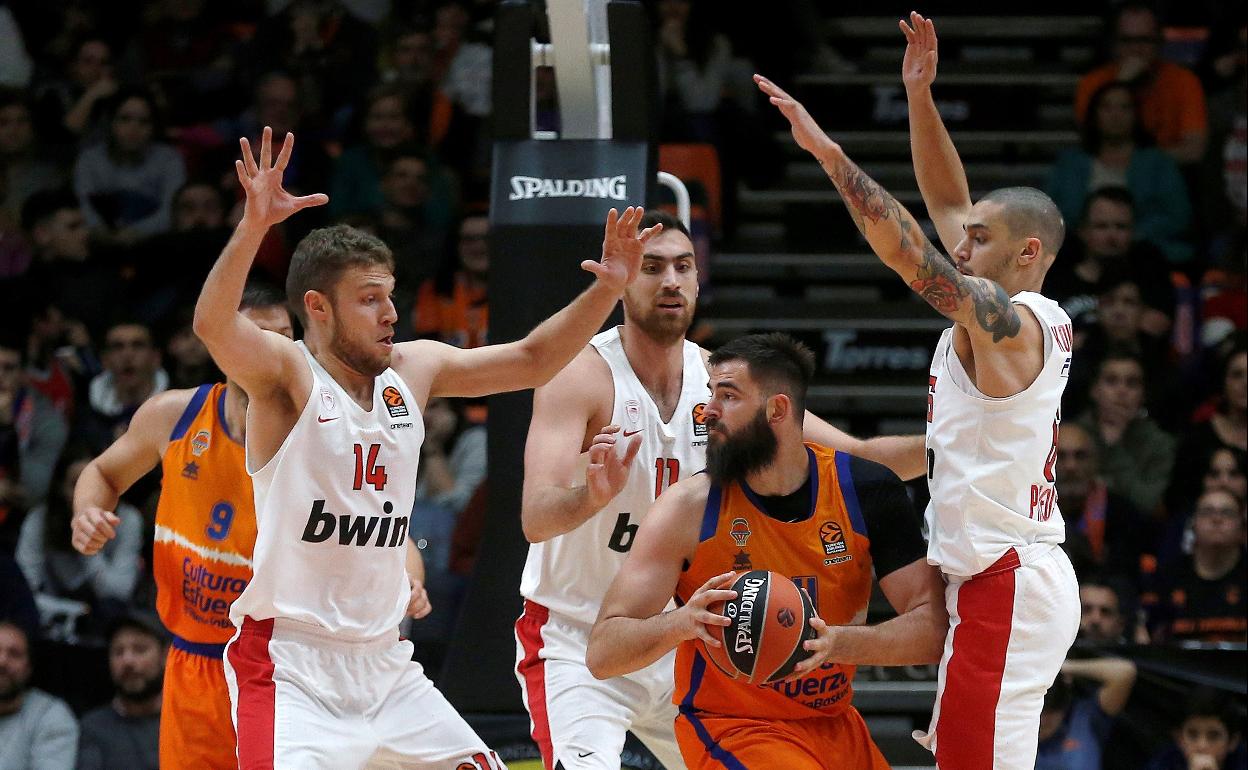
[755,75,1022,344]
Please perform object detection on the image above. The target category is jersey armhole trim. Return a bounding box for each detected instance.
[834,451,869,538]
[699,478,722,542]
[170,384,213,441]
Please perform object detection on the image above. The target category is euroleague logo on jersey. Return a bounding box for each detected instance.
[692,403,708,436]
[819,521,847,555]
[382,386,409,418]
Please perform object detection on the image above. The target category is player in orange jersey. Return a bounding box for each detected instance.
[587,333,948,769]
[69,281,432,769]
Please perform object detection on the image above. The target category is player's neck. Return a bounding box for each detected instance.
[620,324,685,391]
[743,439,810,497]
[306,339,377,406]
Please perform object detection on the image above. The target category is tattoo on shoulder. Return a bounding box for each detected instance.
[908,244,1021,342]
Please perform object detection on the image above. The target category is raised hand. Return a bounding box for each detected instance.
[71,506,120,556]
[900,11,939,92]
[586,425,643,508]
[582,206,661,293]
[754,75,839,159]
[235,126,329,229]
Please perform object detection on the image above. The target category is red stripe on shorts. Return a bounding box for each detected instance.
[515,600,554,770]
[227,617,276,770]
[935,548,1019,770]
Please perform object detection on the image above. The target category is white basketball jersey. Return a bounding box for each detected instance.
[924,292,1073,577]
[231,343,425,639]
[520,327,710,626]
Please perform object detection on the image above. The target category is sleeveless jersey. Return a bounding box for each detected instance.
[674,445,875,721]
[154,383,256,644]
[229,343,424,640]
[924,291,1072,577]
[520,327,709,626]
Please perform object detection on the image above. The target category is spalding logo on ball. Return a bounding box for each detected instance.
[703,570,817,685]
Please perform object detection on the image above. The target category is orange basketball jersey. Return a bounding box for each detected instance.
[674,444,875,722]
[154,383,256,645]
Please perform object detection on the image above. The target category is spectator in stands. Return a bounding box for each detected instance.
[1198,24,1246,250]
[14,189,120,335]
[22,302,98,421]
[1079,575,1149,645]
[162,317,218,391]
[1046,187,1175,334]
[76,613,165,770]
[1056,422,1148,580]
[408,396,485,664]
[1146,488,1246,643]
[0,89,66,238]
[243,0,379,127]
[413,212,488,349]
[33,36,117,142]
[73,89,187,248]
[1171,341,1248,510]
[213,72,331,200]
[376,146,456,311]
[1075,3,1208,164]
[433,0,492,119]
[1067,268,1176,420]
[1145,687,1246,770]
[1077,353,1177,515]
[1049,82,1193,263]
[0,335,68,508]
[1204,448,1248,501]
[330,85,419,219]
[0,551,39,642]
[129,181,232,324]
[0,620,78,770]
[75,321,169,452]
[16,451,141,644]
[1036,655,1138,769]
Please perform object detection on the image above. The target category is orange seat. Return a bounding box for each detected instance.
[659,143,722,235]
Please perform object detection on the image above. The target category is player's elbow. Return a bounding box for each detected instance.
[584,631,617,680]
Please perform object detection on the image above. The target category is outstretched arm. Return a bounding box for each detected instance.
[801,415,926,481]
[900,12,972,255]
[757,74,1023,345]
[416,208,660,399]
[192,128,326,397]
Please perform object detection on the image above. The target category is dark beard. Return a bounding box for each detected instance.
[705,408,778,485]
[331,315,389,377]
[116,670,164,703]
[627,296,693,346]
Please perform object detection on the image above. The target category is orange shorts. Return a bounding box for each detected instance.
[160,642,237,770]
[674,706,890,770]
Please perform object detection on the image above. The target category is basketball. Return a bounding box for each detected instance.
[702,570,817,685]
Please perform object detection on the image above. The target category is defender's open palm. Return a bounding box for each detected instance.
[900,12,939,91]
[584,207,661,293]
[235,126,328,228]
[586,425,643,508]
[754,75,838,158]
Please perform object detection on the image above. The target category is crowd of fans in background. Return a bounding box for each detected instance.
[0,1,1243,769]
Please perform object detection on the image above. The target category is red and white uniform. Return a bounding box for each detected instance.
[223,343,503,770]
[916,292,1080,769]
[516,327,706,770]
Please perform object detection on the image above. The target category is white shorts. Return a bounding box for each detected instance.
[914,544,1079,769]
[223,616,505,770]
[514,601,686,770]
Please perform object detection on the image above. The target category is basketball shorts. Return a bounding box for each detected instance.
[514,600,685,770]
[914,544,1080,769]
[674,707,889,770]
[224,616,505,770]
[160,640,236,770]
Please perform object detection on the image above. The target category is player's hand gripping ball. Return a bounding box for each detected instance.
[702,570,817,684]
